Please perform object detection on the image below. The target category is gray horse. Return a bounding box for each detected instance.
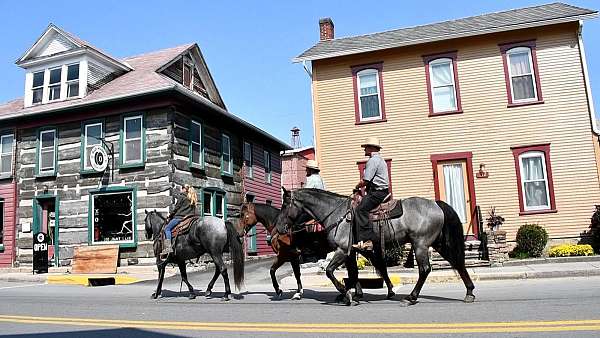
[277,188,475,306]
[144,210,244,301]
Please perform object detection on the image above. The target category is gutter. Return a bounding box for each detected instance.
[577,20,599,135]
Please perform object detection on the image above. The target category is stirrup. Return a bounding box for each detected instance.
[352,241,373,252]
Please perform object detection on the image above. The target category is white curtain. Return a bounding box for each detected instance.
[431,61,456,111]
[521,156,548,208]
[359,73,380,118]
[443,164,467,223]
[509,50,535,100]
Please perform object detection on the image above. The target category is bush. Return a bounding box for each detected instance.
[548,244,594,257]
[590,206,600,254]
[514,223,548,258]
[508,249,530,259]
[356,254,370,270]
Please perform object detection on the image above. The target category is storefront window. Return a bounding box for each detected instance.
[91,190,135,244]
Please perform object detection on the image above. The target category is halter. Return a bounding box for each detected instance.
[240,202,271,238]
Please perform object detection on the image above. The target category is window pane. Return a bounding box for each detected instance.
[524,181,549,207]
[1,154,11,173]
[433,85,457,112]
[48,85,61,100]
[125,118,141,139]
[359,73,377,92]
[512,75,535,100]
[86,125,102,145]
[1,135,13,153]
[33,88,43,104]
[191,123,200,142]
[67,64,79,81]
[191,143,201,164]
[509,52,532,76]
[125,140,141,162]
[203,193,212,215]
[41,132,54,148]
[85,146,93,168]
[41,151,54,169]
[215,194,223,217]
[222,136,230,154]
[360,95,380,118]
[49,68,61,84]
[67,82,79,98]
[521,156,545,181]
[223,155,231,173]
[431,62,453,86]
[33,72,44,88]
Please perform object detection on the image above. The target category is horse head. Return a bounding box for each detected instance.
[239,202,258,235]
[144,209,165,240]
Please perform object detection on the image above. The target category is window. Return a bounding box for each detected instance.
[215,193,224,219]
[1,134,14,176]
[82,122,103,172]
[189,120,203,167]
[66,63,79,98]
[203,190,226,219]
[183,63,193,89]
[203,191,212,216]
[221,134,232,175]
[352,63,386,124]
[500,41,543,106]
[512,144,556,214]
[243,141,253,178]
[37,129,56,176]
[90,189,136,246]
[424,52,462,115]
[48,68,62,101]
[32,71,44,104]
[121,114,144,166]
[264,150,271,184]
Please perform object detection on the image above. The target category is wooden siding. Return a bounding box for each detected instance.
[311,23,600,241]
[0,181,16,267]
[87,61,118,91]
[39,33,74,57]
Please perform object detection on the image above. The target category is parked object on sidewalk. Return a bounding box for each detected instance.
[144,210,244,301]
[548,244,594,257]
[71,245,118,274]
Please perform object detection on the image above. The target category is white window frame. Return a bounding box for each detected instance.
[518,151,551,211]
[123,115,143,165]
[190,120,203,167]
[31,71,45,105]
[356,68,382,121]
[66,63,80,98]
[83,122,103,171]
[0,134,14,176]
[243,141,253,178]
[507,47,538,103]
[38,129,56,175]
[221,134,232,175]
[47,67,62,102]
[429,58,458,113]
[264,150,271,184]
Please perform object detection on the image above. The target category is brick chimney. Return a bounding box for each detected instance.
[319,18,334,41]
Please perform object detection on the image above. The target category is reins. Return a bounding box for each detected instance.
[290,190,353,233]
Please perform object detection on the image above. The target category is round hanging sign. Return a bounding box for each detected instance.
[90,145,109,172]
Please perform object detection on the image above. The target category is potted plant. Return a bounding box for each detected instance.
[486,207,505,232]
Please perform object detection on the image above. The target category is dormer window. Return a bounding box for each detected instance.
[67,63,79,98]
[48,67,62,101]
[32,71,44,104]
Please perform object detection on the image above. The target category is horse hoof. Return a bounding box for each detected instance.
[344,290,353,306]
[205,290,212,298]
[151,293,159,300]
[464,295,476,303]
[401,297,418,306]
[291,292,302,300]
[387,290,396,299]
[334,293,346,303]
[188,293,196,300]
[275,289,283,300]
[221,295,230,302]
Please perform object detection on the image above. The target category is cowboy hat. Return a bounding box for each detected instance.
[306,160,320,170]
[361,136,382,149]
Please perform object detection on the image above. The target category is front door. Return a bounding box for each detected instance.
[33,196,59,266]
[436,160,473,236]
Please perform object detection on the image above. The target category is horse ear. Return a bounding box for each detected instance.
[282,186,288,194]
[144,209,148,215]
[154,209,157,213]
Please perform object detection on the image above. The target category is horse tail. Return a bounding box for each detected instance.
[226,220,245,289]
[434,200,466,270]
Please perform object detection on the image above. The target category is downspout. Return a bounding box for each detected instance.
[577,21,599,135]
[302,61,318,160]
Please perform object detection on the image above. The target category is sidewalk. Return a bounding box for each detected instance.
[280,256,600,288]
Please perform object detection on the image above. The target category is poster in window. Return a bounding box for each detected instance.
[92,191,134,244]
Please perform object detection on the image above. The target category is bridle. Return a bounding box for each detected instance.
[287,190,352,233]
[240,202,270,238]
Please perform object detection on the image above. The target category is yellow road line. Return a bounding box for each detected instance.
[1,315,600,334]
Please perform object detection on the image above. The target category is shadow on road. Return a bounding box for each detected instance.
[5,328,183,338]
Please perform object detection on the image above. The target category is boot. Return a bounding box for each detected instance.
[160,239,173,258]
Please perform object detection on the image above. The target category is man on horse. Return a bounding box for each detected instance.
[353,137,389,252]
[304,160,326,190]
[161,184,198,257]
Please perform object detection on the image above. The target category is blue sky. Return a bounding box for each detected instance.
[0,1,599,146]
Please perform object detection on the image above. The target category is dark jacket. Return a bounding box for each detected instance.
[170,193,197,218]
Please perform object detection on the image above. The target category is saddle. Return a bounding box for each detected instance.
[351,192,404,222]
[170,215,198,238]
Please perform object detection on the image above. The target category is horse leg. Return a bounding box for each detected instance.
[325,249,352,305]
[290,256,303,300]
[151,262,166,299]
[213,255,232,301]
[344,253,363,301]
[433,243,475,303]
[403,245,431,306]
[205,265,221,298]
[363,250,395,299]
[270,255,286,299]
[177,261,195,300]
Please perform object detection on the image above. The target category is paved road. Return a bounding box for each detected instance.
[1,260,600,337]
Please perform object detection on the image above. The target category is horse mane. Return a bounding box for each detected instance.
[297,188,348,200]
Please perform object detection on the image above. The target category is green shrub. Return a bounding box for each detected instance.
[515,223,548,258]
[508,249,530,259]
[548,244,594,257]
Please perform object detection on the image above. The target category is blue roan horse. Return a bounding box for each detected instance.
[277,188,475,306]
[144,210,244,301]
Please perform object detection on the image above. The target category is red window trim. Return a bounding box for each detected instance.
[429,151,478,238]
[357,158,393,196]
[499,40,544,107]
[423,51,463,117]
[511,143,556,215]
[351,62,386,125]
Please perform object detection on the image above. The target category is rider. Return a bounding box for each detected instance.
[304,160,326,190]
[352,137,389,252]
[161,184,198,257]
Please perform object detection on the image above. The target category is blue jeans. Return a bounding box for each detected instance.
[164,217,182,240]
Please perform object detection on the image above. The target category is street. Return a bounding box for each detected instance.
[1,260,600,337]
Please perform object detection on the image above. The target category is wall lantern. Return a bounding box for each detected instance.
[476,163,489,178]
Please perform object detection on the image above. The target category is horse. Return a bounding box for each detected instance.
[277,187,475,306]
[144,210,244,301]
[238,202,328,300]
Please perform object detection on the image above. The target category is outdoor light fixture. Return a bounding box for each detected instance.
[476,163,489,178]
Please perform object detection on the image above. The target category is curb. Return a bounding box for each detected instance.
[46,274,142,286]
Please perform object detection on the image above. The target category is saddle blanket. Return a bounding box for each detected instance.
[171,215,198,238]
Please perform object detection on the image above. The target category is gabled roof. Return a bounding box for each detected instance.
[16,24,132,71]
[293,2,598,62]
